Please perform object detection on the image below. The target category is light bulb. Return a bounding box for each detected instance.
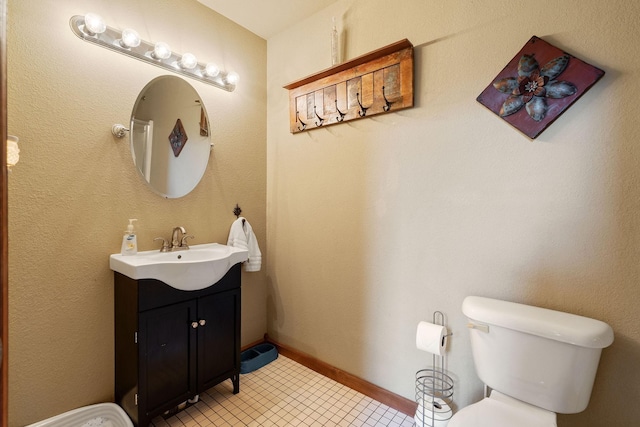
[204,63,220,77]
[226,71,239,85]
[119,28,141,48]
[83,13,106,36]
[179,53,198,70]
[151,42,171,60]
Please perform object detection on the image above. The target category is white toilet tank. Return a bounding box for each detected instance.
[463,296,613,414]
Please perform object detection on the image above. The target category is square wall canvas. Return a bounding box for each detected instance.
[477,36,605,139]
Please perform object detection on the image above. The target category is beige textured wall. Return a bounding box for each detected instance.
[7,0,266,425]
[267,0,640,425]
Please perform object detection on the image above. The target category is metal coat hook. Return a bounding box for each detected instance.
[314,106,325,127]
[335,100,346,122]
[233,204,245,226]
[296,111,307,131]
[382,86,394,111]
[356,92,369,117]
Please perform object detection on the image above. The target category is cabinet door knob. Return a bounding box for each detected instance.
[191,321,199,329]
[199,319,206,326]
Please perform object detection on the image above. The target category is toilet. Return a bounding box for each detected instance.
[449,296,614,426]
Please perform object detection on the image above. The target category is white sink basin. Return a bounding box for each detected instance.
[109,243,249,291]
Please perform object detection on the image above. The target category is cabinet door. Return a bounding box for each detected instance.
[197,289,240,391]
[139,300,198,416]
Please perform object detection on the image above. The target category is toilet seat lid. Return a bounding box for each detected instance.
[448,391,556,427]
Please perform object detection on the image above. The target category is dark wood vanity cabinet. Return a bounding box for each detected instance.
[115,263,241,427]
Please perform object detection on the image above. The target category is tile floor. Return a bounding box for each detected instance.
[151,355,416,427]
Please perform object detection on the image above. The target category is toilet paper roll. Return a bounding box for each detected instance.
[415,397,452,427]
[416,321,447,355]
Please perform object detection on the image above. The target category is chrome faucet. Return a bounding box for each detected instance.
[154,226,194,252]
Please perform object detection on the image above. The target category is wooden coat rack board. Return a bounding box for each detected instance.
[284,39,414,133]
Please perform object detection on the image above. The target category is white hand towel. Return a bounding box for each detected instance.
[227,217,262,272]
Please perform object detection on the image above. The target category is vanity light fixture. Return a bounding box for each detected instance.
[69,13,238,91]
[6,135,20,171]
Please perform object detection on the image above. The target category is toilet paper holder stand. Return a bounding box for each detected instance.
[415,311,454,427]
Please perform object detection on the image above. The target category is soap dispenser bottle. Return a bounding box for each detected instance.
[121,219,138,256]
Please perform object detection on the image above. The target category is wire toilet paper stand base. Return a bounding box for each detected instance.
[415,311,454,427]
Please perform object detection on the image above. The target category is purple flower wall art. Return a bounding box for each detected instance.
[477,36,604,139]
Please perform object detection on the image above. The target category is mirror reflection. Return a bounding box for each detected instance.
[131,76,211,198]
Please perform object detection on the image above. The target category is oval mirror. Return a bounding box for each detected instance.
[130,76,211,198]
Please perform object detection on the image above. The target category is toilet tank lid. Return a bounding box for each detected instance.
[462,296,614,349]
